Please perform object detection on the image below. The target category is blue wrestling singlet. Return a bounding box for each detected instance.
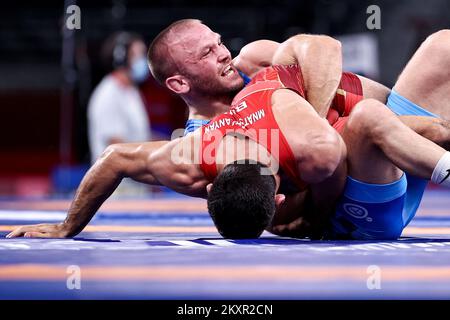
[328,90,439,240]
[327,175,408,240]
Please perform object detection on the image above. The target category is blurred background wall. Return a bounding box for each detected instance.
[0,0,449,197]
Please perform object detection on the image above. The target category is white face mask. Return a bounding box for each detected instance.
[130,57,149,83]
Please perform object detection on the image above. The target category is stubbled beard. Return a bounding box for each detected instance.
[190,74,244,99]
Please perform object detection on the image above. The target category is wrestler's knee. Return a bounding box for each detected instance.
[425,29,450,47]
[347,99,394,142]
[346,99,383,132]
[422,29,450,66]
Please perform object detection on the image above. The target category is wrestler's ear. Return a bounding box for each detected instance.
[206,183,213,195]
[166,75,190,94]
[274,194,286,209]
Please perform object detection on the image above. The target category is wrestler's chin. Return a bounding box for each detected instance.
[223,75,245,92]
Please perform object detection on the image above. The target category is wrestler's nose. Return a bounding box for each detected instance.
[217,45,231,63]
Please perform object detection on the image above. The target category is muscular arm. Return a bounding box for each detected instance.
[62,141,169,237]
[266,191,313,238]
[272,34,342,117]
[399,116,450,150]
[233,35,343,117]
[269,157,347,240]
[272,89,344,185]
[232,40,281,77]
[269,90,347,238]
[307,143,347,239]
[269,161,347,240]
[7,138,208,238]
[293,133,347,239]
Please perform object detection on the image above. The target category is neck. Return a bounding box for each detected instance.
[215,135,275,174]
[184,93,233,120]
[112,69,133,87]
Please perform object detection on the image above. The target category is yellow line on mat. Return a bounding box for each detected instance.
[0,200,207,212]
[0,225,217,233]
[0,264,450,282]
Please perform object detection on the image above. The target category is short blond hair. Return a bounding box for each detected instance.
[147,19,201,85]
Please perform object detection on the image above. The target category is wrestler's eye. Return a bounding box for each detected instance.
[202,48,211,58]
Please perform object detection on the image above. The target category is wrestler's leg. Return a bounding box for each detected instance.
[328,100,407,239]
[274,104,450,239]
[358,75,391,104]
[345,100,448,180]
[393,29,450,120]
[342,113,402,184]
[382,30,450,225]
[382,31,450,227]
[328,99,450,240]
[349,100,450,228]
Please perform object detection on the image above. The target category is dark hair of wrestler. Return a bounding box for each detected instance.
[207,160,276,239]
[147,18,201,84]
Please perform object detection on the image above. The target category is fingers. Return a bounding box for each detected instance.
[24,231,53,238]
[275,220,302,233]
[6,224,54,238]
[272,224,298,237]
[272,218,311,238]
[6,226,33,238]
[5,223,69,239]
[272,224,288,234]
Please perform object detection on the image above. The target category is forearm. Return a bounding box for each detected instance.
[63,141,168,237]
[269,162,347,239]
[270,191,308,227]
[63,153,125,236]
[6,141,186,239]
[267,191,314,238]
[273,34,343,117]
[399,116,450,150]
[308,153,347,238]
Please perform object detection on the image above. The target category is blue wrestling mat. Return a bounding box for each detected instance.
[0,190,449,299]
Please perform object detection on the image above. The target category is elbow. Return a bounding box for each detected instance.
[99,144,122,162]
[291,34,341,46]
[309,35,342,56]
[300,131,345,183]
[326,37,342,59]
[321,36,342,52]
[310,156,341,184]
[97,144,127,175]
[290,34,342,57]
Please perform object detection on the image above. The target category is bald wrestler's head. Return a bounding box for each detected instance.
[147,19,244,99]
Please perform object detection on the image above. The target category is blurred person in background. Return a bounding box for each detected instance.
[87,31,152,197]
